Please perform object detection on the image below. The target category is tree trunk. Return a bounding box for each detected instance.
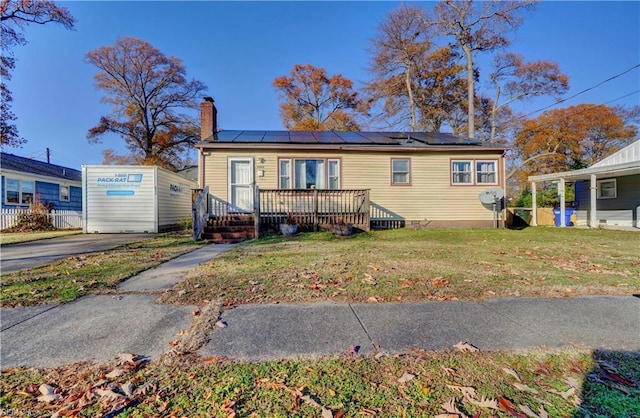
[404,65,417,131]
[463,45,475,139]
[490,83,500,142]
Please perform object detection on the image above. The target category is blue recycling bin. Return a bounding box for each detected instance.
[553,208,574,226]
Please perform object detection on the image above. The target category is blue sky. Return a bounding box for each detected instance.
[7,1,640,168]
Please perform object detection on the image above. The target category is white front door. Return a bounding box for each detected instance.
[229,158,254,212]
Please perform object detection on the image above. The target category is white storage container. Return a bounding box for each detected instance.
[82,165,196,233]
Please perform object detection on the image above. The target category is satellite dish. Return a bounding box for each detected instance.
[479,187,504,228]
[478,187,504,205]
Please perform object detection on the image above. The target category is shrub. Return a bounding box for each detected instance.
[3,196,56,232]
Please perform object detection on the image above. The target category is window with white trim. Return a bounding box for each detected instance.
[60,185,70,202]
[278,158,341,189]
[452,161,473,184]
[452,159,499,185]
[476,161,497,184]
[279,160,291,189]
[597,179,617,199]
[391,158,411,185]
[5,178,34,205]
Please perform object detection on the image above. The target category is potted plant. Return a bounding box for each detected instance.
[332,217,353,237]
[279,212,298,236]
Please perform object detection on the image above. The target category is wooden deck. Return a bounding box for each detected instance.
[194,187,408,240]
[257,188,370,233]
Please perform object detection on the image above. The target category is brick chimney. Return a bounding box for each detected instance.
[200,97,217,141]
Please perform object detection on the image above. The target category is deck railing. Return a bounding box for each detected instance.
[258,188,370,233]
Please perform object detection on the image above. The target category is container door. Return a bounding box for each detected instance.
[228,158,253,212]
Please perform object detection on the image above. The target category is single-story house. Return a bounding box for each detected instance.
[528,140,640,228]
[1,152,82,211]
[195,98,507,230]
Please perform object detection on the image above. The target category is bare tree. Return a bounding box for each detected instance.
[0,0,75,148]
[489,52,568,141]
[428,0,537,139]
[85,37,207,170]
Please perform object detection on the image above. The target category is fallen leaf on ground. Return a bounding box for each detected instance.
[513,383,539,394]
[447,384,477,400]
[348,345,360,355]
[432,277,450,287]
[322,407,333,418]
[597,363,637,387]
[466,395,499,410]
[362,273,377,285]
[215,320,228,328]
[453,341,479,352]
[121,381,134,397]
[502,367,521,381]
[37,393,61,403]
[519,404,549,418]
[366,296,380,303]
[106,368,125,379]
[39,384,55,395]
[397,373,415,383]
[440,399,468,417]
[94,388,124,401]
[498,396,527,418]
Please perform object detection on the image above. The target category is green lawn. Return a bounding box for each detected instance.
[161,227,640,306]
[2,227,638,418]
[0,234,204,307]
[1,349,637,417]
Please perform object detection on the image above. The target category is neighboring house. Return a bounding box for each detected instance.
[528,140,640,228]
[195,98,507,229]
[0,153,82,211]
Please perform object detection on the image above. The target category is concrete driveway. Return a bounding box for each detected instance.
[0,233,155,274]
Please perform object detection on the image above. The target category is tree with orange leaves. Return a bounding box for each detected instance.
[85,37,207,170]
[273,64,368,131]
[510,104,637,191]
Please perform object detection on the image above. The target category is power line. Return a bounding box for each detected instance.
[602,89,640,106]
[523,63,640,118]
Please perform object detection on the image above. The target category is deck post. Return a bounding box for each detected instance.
[531,181,537,226]
[254,185,260,238]
[313,189,319,231]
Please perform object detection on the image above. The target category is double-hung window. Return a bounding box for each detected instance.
[391,158,411,185]
[452,159,498,185]
[278,158,341,189]
[60,185,70,202]
[5,178,35,205]
[476,161,497,184]
[451,161,473,184]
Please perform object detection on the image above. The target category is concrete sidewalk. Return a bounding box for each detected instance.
[2,239,639,369]
[199,296,640,361]
[1,244,233,369]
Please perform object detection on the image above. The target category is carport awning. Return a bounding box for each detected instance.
[528,161,640,182]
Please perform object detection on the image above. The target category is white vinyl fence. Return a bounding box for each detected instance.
[1,208,83,230]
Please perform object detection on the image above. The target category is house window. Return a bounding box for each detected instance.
[60,185,70,202]
[391,158,411,185]
[328,159,340,189]
[452,161,473,184]
[5,178,34,205]
[279,160,291,189]
[597,179,617,199]
[278,158,341,189]
[476,161,497,184]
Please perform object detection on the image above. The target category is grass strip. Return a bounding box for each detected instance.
[1,349,637,417]
[0,234,203,307]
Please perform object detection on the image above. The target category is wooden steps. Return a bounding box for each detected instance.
[202,214,255,244]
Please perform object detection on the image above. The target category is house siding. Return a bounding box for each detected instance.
[1,175,82,211]
[575,174,640,226]
[203,148,504,224]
